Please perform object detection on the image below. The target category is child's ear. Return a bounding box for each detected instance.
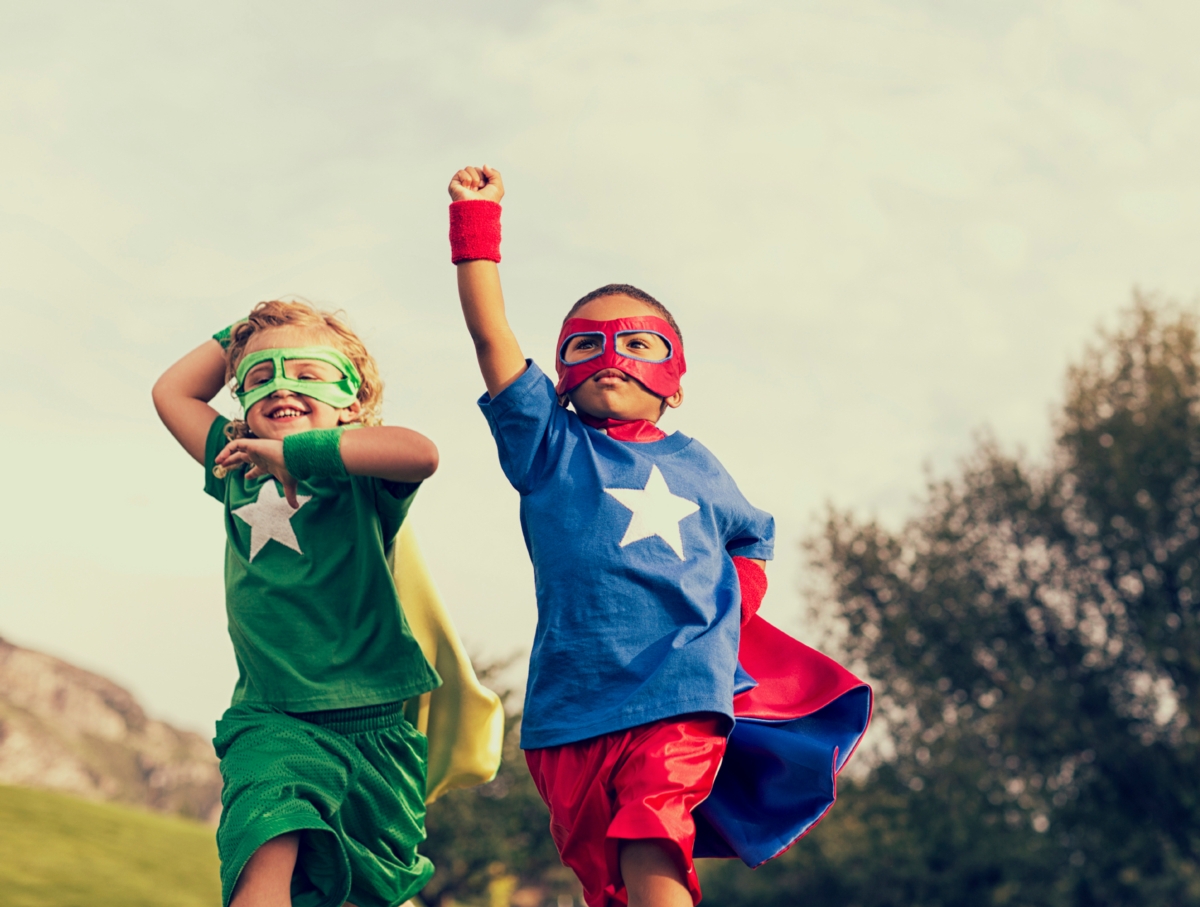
[338,400,363,424]
[663,386,684,410]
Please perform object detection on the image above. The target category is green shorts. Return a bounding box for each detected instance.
[214,701,434,907]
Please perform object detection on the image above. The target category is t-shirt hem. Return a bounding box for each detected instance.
[728,542,774,560]
[232,675,440,713]
[519,695,734,750]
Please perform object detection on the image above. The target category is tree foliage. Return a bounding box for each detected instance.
[702,297,1200,906]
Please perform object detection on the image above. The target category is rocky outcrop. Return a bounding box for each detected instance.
[0,636,222,822]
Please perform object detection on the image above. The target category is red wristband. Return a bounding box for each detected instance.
[449,200,502,264]
[733,556,768,625]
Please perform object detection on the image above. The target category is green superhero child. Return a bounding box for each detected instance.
[154,299,442,907]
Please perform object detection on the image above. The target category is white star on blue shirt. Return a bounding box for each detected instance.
[605,465,700,559]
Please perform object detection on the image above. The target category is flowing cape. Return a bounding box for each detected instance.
[394,523,506,804]
[695,614,873,867]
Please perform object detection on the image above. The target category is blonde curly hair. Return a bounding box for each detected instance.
[223,299,384,441]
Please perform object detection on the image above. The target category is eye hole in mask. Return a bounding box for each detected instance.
[614,330,673,363]
[234,346,363,411]
[560,332,606,365]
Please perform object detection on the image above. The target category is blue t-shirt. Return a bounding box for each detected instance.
[480,362,775,749]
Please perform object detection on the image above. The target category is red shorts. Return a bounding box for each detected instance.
[525,715,727,907]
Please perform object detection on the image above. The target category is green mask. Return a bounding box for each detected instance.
[235,346,363,411]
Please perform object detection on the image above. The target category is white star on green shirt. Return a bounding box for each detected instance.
[231,480,313,561]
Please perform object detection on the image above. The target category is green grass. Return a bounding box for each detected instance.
[0,784,221,907]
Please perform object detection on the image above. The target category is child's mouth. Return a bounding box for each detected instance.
[269,407,308,420]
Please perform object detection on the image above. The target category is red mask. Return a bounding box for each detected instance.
[554,316,686,397]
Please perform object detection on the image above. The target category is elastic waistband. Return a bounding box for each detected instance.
[287,700,405,734]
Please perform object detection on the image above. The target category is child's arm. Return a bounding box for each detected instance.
[152,339,227,464]
[214,428,439,505]
[449,165,528,399]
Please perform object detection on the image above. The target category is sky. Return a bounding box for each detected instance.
[2,1,1199,733]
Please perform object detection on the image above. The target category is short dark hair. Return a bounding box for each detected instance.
[564,283,682,342]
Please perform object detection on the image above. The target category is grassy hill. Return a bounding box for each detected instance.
[0,784,221,907]
[0,637,222,822]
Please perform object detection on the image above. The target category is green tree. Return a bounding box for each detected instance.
[702,297,1200,906]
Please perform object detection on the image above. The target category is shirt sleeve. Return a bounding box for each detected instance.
[726,506,775,561]
[203,416,232,501]
[477,361,566,495]
[722,473,776,561]
[370,477,421,542]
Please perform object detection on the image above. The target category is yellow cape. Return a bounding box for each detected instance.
[394,523,505,804]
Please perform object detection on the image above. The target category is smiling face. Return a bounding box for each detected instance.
[238,327,362,440]
[563,294,684,422]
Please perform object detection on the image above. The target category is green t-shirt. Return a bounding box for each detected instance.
[204,416,441,710]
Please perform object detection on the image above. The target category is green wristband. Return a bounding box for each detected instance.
[283,428,347,480]
[212,321,244,350]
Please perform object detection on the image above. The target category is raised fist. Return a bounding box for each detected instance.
[449,165,505,203]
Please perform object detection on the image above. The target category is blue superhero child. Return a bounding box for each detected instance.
[446,166,873,907]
